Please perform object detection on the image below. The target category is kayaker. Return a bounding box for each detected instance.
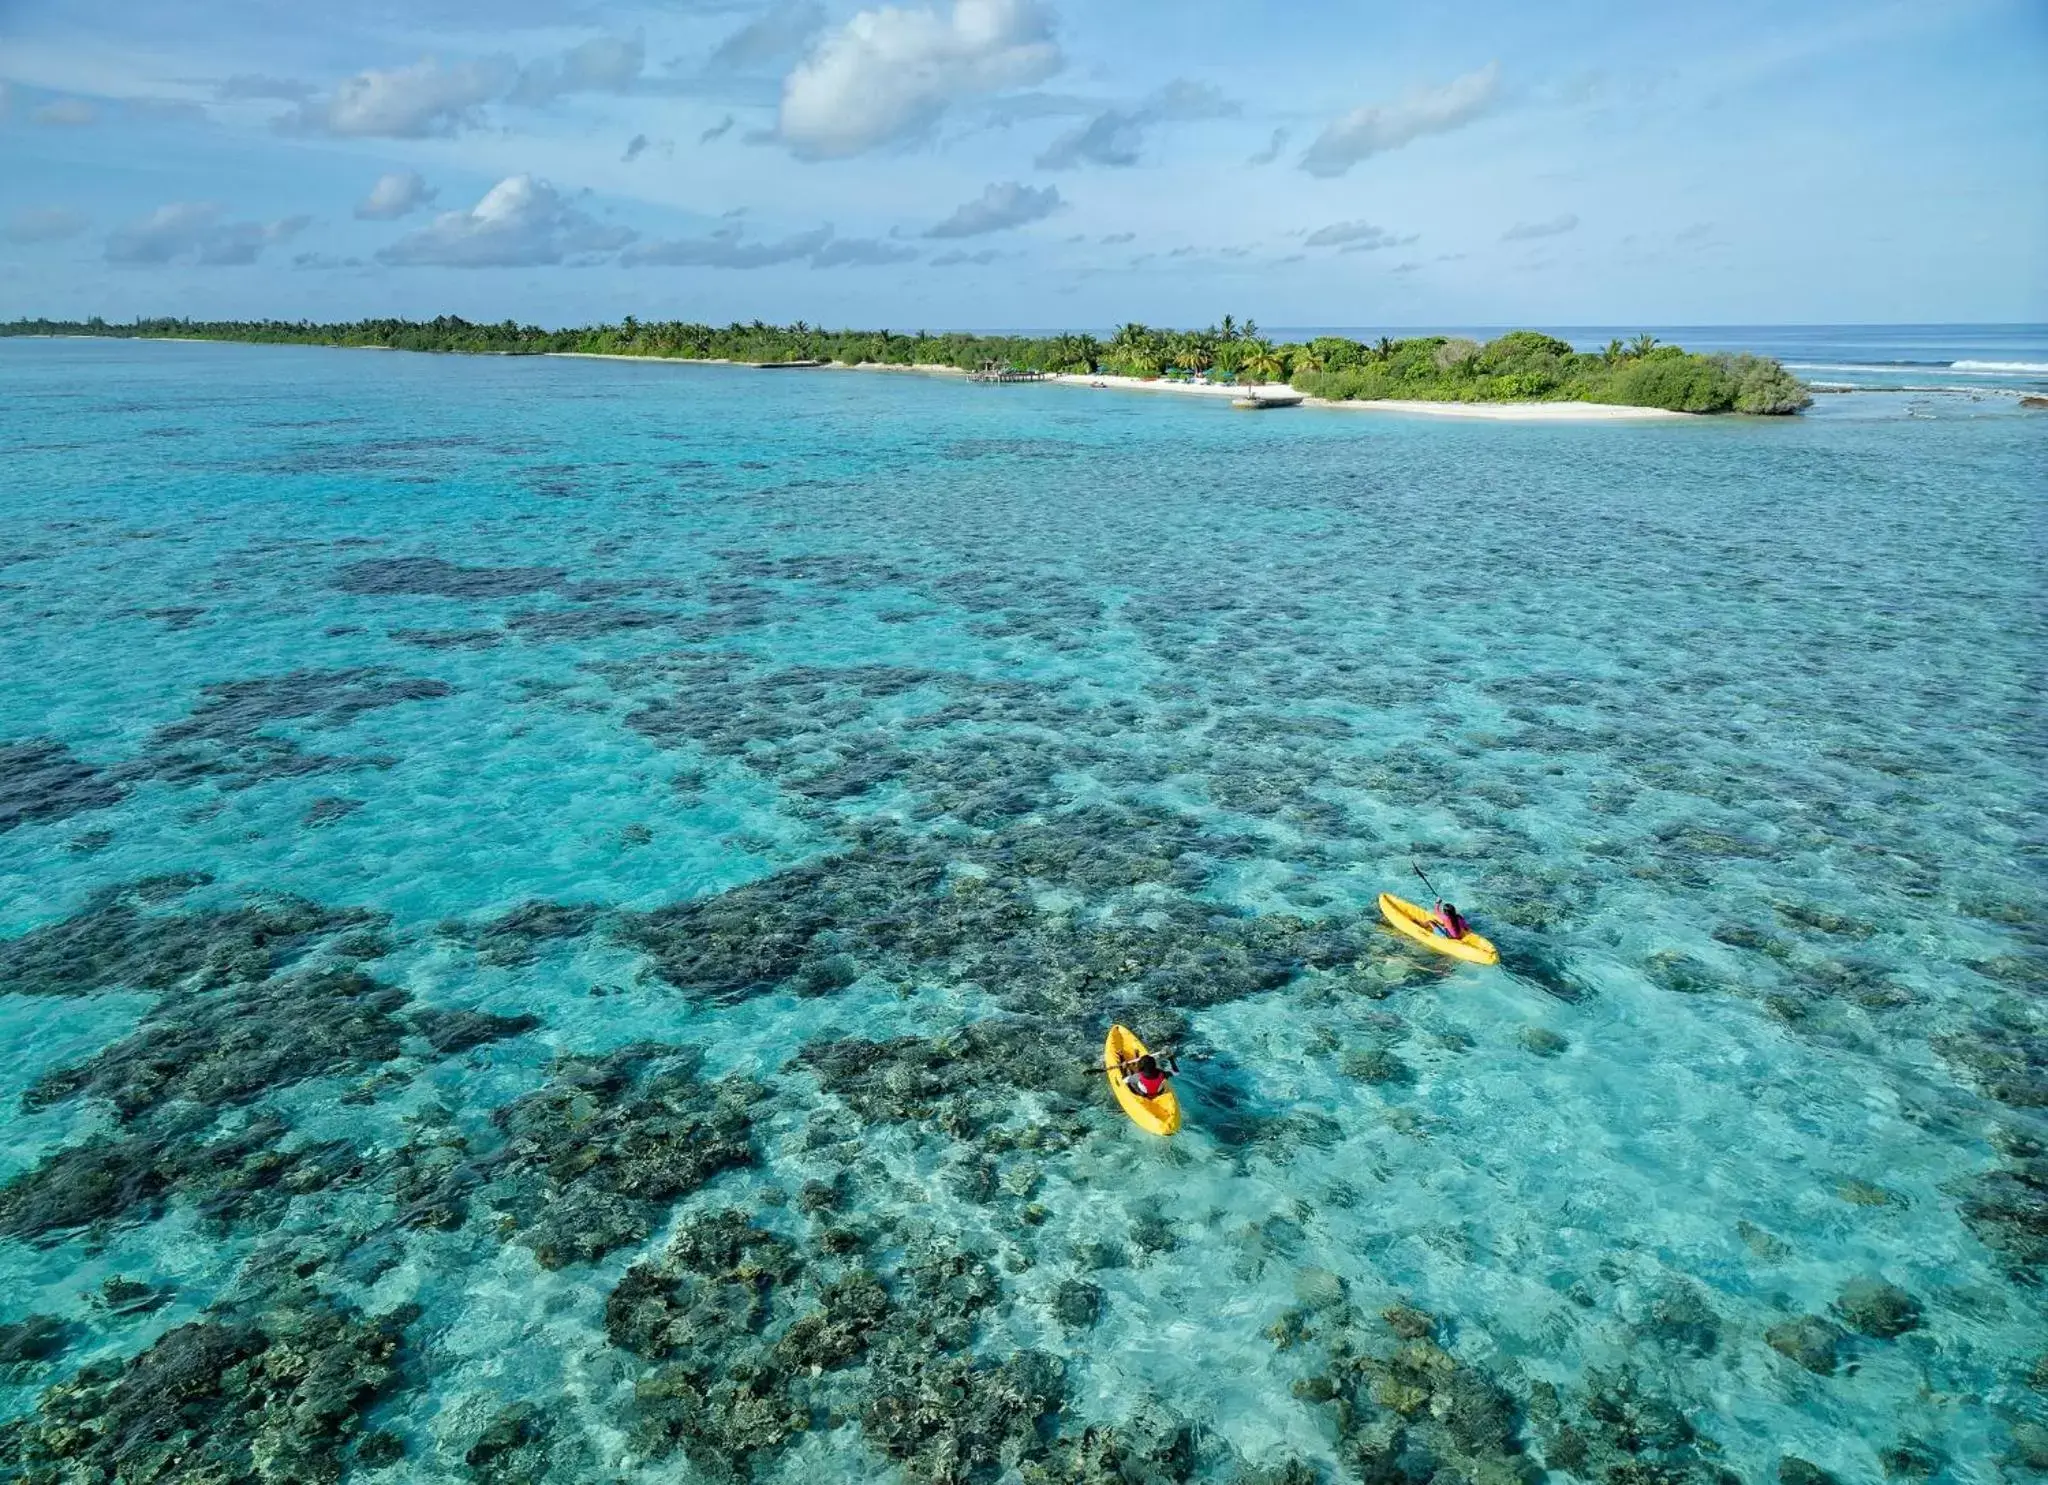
[1123,1053,1175,1099]
[1432,901,1471,940]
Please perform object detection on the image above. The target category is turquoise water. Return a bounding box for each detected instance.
[0,338,2043,1483]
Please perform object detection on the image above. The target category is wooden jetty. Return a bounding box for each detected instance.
[747,358,825,369]
[969,361,1048,383]
[1232,391,1305,409]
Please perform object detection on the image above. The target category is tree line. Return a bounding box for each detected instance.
[1,315,1811,413]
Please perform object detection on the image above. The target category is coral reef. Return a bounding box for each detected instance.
[0,1112,372,1242]
[459,1400,591,1484]
[0,1314,70,1372]
[1956,1124,2048,1284]
[1765,1315,1847,1375]
[616,810,1371,1023]
[0,738,126,833]
[332,555,567,598]
[139,667,453,787]
[443,899,601,967]
[25,969,413,1120]
[301,796,363,827]
[1527,1369,1738,1484]
[794,1017,1104,1126]
[0,879,384,998]
[861,1348,1065,1485]
[1830,1277,1922,1339]
[483,1044,759,1268]
[0,1293,413,1484]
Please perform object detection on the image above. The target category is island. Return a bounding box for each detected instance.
[0,316,1814,415]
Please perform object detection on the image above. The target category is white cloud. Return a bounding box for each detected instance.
[810,236,919,267]
[1501,213,1578,241]
[1306,220,1417,250]
[106,203,306,266]
[34,98,97,126]
[355,171,437,220]
[1036,78,1236,169]
[712,1,827,71]
[293,58,515,138]
[700,115,736,143]
[376,176,635,267]
[1300,62,1500,177]
[625,225,832,267]
[931,247,1004,266]
[779,0,1061,159]
[6,206,91,244]
[511,35,645,104]
[623,224,911,269]
[926,181,1060,237]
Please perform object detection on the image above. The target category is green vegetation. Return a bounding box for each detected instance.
[1289,329,1811,414]
[0,315,1811,414]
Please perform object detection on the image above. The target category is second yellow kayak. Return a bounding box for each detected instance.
[1379,892,1501,966]
[1105,1023,1180,1136]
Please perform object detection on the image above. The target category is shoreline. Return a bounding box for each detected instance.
[33,336,1698,419]
[558,355,1690,420]
[1042,371,1692,420]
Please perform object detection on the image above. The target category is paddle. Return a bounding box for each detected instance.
[1411,860,1444,903]
[1094,1047,1199,1074]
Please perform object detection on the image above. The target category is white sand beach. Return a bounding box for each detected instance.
[1045,372,1691,420]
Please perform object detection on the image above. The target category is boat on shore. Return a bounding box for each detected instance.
[1233,391,1304,409]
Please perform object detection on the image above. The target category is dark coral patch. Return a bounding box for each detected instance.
[794,1018,1098,1126]
[0,1314,71,1370]
[388,627,504,650]
[482,1044,758,1268]
[445,899,601,967]
[0,883,384,998]
[0,1295,412,1483]
[302,796,364,827]
[0,1114,372,1243]
[138,667,453,787]
[616,810,1369,1021]
[332,555,566,598]
[507,606,670,640]
[24,969,413,1120]
[409,1008,542,1056]
[861,1348,1065,1485]
[0,738,126,833]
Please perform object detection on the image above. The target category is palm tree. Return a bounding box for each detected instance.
[1604,338,1625,365]
[1374,335,1395,362]
[1244,344,1285,383]
[1629,333,1658,358]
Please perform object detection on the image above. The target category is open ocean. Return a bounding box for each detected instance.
[0,333,2043,1483]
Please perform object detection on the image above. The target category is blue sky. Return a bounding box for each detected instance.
[2,0,2043,328]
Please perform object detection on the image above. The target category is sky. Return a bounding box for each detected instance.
[2,0,2044,330]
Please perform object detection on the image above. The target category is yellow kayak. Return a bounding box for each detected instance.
[1379,892,1500,967]
[1105,1024,1180,1136]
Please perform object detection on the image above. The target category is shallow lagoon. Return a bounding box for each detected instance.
[0,338,2042,1482]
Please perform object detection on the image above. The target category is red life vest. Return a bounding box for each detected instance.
[1131,1070,1167,1098]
